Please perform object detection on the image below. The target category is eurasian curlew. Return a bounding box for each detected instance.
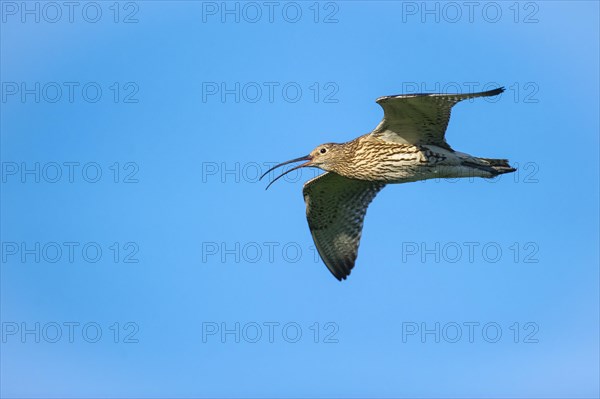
[261,87,515,281]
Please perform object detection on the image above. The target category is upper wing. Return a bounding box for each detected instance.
[302,172,385,281]
[370,87,504,149]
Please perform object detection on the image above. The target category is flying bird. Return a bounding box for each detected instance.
[261,87,515,281]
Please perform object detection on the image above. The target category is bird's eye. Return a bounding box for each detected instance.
[320,148,327,154]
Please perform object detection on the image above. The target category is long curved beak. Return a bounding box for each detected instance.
[260,155,312,190]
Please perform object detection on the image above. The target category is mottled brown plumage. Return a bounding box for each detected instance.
[261,87,515,280]
[302,172,385,279]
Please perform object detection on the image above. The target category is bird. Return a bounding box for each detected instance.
[260,87,515,281]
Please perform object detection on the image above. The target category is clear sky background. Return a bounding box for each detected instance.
[1,1,598,398]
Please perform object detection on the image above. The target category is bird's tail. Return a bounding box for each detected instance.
[466,157,516,176]
[479,158,516,175]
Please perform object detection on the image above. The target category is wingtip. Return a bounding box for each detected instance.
[332,263,352,281]
[376,85,505,103]
[333,272,348,282]
[484,86,505,96]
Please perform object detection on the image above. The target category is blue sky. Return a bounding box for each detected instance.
[1,1,598,397]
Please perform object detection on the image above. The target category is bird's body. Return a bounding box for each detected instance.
[310,136,511,183]
[261,87,515,281]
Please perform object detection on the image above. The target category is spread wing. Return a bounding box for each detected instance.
[302,172,385,281]
[370,87,505,149]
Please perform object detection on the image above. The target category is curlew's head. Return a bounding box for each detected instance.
[260,143,344,189]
